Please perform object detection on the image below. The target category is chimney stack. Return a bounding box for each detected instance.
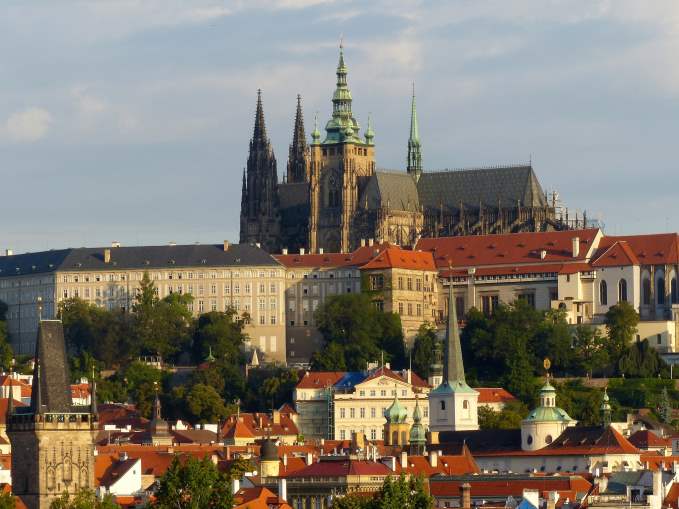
[400,451,408,468]
[282,248,288,255]
[111,241,121,248]
[278,478,287,502]
[272,410,281,425]
[4,249,12,257]
[104,249,111,264]
[546,491,559,509]
[319,248,324,255]
[305,452,313,465]
[223,241,230,252]
[361,239,366,247]
[572,237,580,258]
[460,483,471,509]
[428,450,438,468]
[540,249,547,260]
[231,478,240,495]
[300,248,305,255]
[368,238,374,246]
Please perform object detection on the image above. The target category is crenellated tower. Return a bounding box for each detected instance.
[239,90,281,252]
[309,43,376,253]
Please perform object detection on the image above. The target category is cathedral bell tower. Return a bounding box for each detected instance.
[309,43,376,253]
[8,320,98,509]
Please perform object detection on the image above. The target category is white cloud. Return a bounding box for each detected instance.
[4,107,52,142]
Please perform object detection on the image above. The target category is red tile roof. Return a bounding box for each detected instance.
[360,248,437,271]
[0,398,26,424]
[591,241,640,267]
[416,229,600,269]
[664,482,679,509]
[628,430,671,449]
[296,371,346,389]
[274,242,394,269]
[221,412,299,439]
[286,459,392,478]
[234,486,293,509]
[598,233,679,265]
[476,388,517,405]
[429,475,592,501]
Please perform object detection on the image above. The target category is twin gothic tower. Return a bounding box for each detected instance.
[240,44,379,254]
[240,45,560,254]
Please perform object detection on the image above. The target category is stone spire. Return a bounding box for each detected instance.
[287,94,308,183]
[31,321,73,414]
[253,89,267,143]
[407,83,422,181]
[443,277,466,385]
[601,387,611,427]
[409,396,426,455]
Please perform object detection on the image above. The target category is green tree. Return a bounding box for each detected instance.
[660,386,673,423]
[411,324,437,380]
[572,325,609,377]
[0,491,15,509]
[332,474,432,509]
[154,456,234,509]
[312,294,405,371]
[618,339,668,378]
[605,302,639,366]
[310,342,347,371]
[478,400,529,430]
[50,488,120,509]
[185,383,232,423]
[192,310,246,364]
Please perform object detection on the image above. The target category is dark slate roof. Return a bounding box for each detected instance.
[31,320,77,414]
[437,429,522,454]
[416,165,547,212]
[361,171,420,212]
[278,182,310,209]
[0,243,279,277]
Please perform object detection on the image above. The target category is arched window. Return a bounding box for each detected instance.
[527,435,533,445]
[600,280,608,306]
[643,279,651,305]
[672,278,678,304]
[658,278,666,305]
[440,401,445,411]
[545,435,553,444]
[618,279,628,302]
[463,400,469,409]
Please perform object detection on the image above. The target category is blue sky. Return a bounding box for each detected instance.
[1,0,678,253]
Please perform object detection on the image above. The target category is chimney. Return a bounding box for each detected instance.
[305,452,313,465]
[381,456,397,471]
[428,450,438,468]
[300,248,305,255]
[540,249,547,260]
[4,249,12,257]
[546,491,559,509]
[282,453,288,467]
[522,489,539,509]
[653,469,663,499]
[282,248,288,255]
[319,248,324,255]
[223,241,230,252]
[120,451,129,462]
[272,410,281,425]
[104,249,111,264]
[400,451,408,468]
[278,478,288,502]
[111,241,121,248]
[460,483,471,509]
[361,239,366,247]
[231,478,240,495]
[368,238,374,246]
[572,237,580,258]
[256,242,261,248]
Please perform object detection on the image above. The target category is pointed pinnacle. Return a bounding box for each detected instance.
[253,89,267,141]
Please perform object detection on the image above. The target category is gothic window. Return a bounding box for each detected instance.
[618,279,628,303]
[643,278,651,305]
[658,278,666,305]
[600,280,608,306]
[672,278,678,304]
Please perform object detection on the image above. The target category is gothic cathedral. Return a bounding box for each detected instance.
[240,45,575,254]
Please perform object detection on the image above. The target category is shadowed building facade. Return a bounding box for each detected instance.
[7,320,97,509]
[240,46,579,255]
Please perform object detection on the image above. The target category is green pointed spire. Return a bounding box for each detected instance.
[364,114,374,145]
[601,387,612,427]
[311,112,321,144]
[407,83,422,179]
[409,396,427,454]
[323,42,362,144]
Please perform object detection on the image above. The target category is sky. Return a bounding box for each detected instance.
[1,0,678,254]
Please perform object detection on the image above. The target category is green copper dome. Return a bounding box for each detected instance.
[409,398,426,444]
[385,393,408,424]
[525,406,573,422]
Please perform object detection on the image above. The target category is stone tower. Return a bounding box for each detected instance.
[287,94,309,184]
[406,84,422,181]
[428,281,479,432]
[309,43,376,253]
[8,320,97,509]
[239,90,281,252]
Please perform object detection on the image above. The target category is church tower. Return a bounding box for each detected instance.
[406,84,422,181]
[428,281,479,432]
[8,320,97,509]
[309,43,376,253]
[239,90,281,252]
[287,95,309,183]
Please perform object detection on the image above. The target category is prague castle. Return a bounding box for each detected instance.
[240,44,577,254]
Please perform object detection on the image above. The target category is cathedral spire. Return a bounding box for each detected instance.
[253,89,267,143]
[407,83,423,180]
[443,275,465,385]
[323,41,361,144]
[287,94,308,183]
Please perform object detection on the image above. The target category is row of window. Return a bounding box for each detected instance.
[338,405,429,420]
[58,270,282,284]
